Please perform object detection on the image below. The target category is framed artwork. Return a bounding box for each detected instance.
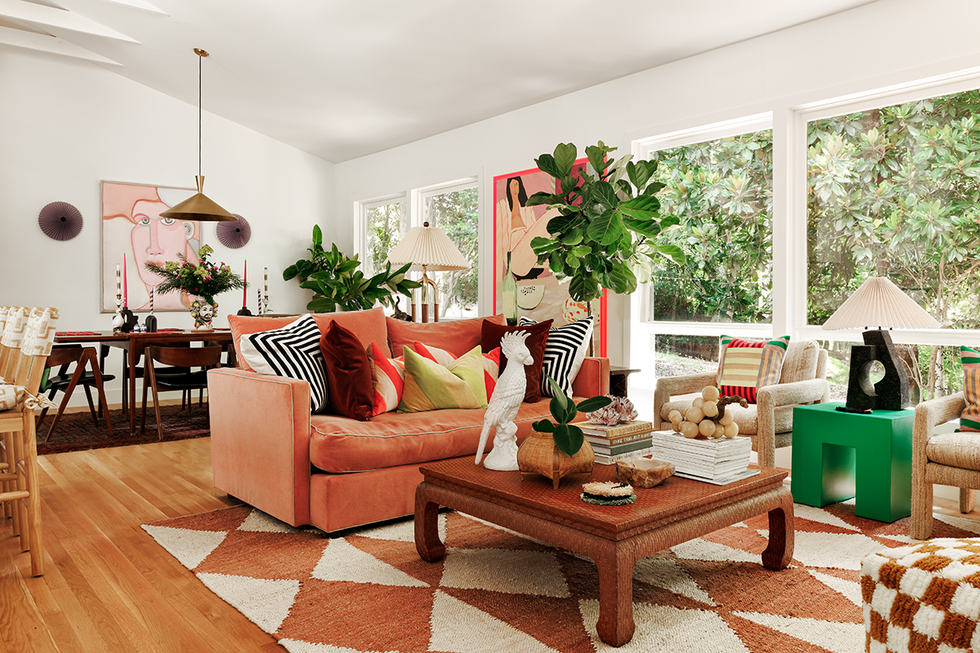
[101,181,199,313]
[492,163,607,356]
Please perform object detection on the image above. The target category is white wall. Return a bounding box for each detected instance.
[0,48,334,403]
[333,0,980,370]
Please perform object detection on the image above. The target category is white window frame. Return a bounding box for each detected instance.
[354,193,407,276]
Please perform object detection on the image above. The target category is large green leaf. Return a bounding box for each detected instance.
[590,180,620,209]
[312,224,323,248]
[532,420,555,433]
[619,194,661,220]
[607,263,638,295]
[569,274,601,303]
[650,243,687,265]
[530,236,562,255]
[534,153,562,179]
[576,395,612,413]
[586,209,624,246]
[552,424,585,457]
[626,160,651,189]
[526,191,562,207]
[553,143,577,177]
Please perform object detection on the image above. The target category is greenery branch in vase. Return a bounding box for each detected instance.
[283,225,421,313]
[518,375,611,488]
[527,141,686,309]
[145,244,245,329]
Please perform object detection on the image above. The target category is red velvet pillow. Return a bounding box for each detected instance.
[320,321,374,421]
[481,319,552,403]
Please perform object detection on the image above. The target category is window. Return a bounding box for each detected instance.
[806,88,980,399]
[358,177,479,320]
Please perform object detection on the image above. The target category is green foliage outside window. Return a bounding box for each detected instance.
[424,188,479,317]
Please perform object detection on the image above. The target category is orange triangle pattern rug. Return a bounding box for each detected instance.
[142,500,980,653]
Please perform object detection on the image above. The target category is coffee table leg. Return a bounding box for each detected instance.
[415,482,445,562]
[762,488,795,570]
[595,544,635,647]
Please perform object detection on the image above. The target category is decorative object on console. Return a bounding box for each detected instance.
[517,375,611,488]
[587,394,638,425]
[387,221,469,323]
[475,331,532,471]
[580,480,636,506]
[481,319,552,403]
[216,214,251,248]
[145,244,245,329]
[822,275,940,412]
[238,314,328,412]
[38,201,83,241]
[518,315,593,397]
[159,48,236,223]
[283,225,419,313]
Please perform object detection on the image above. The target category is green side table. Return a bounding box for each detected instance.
[791,401,914,523]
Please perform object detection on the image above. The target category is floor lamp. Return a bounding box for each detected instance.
[822,276,940,413]
[387,222,469,322]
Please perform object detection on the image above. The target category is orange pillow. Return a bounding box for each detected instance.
[386,314,505,358]
[481,320,552,403]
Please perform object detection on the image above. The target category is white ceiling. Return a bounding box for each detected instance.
[2,0,878,163]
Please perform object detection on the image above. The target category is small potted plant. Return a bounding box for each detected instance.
[517,375,611,488]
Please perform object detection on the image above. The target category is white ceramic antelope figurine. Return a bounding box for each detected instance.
[475,330,533,470]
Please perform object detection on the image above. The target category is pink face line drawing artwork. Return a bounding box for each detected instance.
[102,182,200,311]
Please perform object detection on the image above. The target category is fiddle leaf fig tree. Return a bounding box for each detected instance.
[527,141,685,303]
[283,225,421,312]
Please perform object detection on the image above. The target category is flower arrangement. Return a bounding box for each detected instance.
[144,244,246,308]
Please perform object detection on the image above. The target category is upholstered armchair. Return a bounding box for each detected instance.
[909,392,980,540]
[653,339,830,468]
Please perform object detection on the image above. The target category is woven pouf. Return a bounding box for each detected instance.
[862,538,980,652]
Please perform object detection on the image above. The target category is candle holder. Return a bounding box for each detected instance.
[112,295,125,333]
[119,305,138,333]
[144,314,158,332]
[237,306,253,316]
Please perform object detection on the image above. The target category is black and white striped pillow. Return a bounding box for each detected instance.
[239,314,329,413]
[519,316,594,398]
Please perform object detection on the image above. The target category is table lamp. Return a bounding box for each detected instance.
[387,222,469,322]
[822,275,940,413]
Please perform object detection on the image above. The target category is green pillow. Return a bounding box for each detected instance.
[397,345,488,413]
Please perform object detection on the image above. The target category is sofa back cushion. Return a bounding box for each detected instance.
[386,313,505,358]
[230,307,389,372]
[779,339,821,384]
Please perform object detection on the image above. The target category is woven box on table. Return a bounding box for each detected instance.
[862,538,980,652]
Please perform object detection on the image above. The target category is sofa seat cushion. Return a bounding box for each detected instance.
[310,399,556,473]
[659,396,794,436]
[926,431,980,471]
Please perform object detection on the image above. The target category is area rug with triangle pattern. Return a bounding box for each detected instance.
[142,499,980,653]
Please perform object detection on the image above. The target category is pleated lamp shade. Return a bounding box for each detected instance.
[387,223,469,271]
[822,276,940,330]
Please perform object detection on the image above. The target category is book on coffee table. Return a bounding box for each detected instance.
[648,430,754,484]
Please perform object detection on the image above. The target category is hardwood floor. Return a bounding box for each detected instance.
[0,438,281,652]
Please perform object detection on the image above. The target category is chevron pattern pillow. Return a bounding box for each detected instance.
[519,316,594,398]
[961,345,980,432]
[239,314,329,413]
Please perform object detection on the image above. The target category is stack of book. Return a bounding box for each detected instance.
[576,420,655,465]
[648,431,758,484]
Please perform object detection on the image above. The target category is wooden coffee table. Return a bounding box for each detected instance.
[415,458,794,647]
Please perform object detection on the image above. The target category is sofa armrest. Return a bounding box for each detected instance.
[208,368,312,527]
[653,372,716,427]
[756,378,830,411]
[572,357,610,398]
[914,392,967,454]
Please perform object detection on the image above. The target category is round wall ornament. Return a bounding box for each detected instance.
[39,201,83,241]
[216,214,251,249]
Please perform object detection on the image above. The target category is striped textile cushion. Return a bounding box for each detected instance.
[961,345,980,432]
[366,342,406,416]
[397,346,488,413]
[519,316,593,398]
[411,342,501,398]
[716,335,790,404]
[239,314,329,413]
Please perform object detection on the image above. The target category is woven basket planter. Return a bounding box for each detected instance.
[517,430,594,489]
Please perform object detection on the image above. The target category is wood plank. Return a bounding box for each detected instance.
[0,438,277,652]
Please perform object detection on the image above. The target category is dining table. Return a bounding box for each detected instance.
[53,328,235,434]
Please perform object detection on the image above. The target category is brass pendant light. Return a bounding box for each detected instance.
[161,48,236,222]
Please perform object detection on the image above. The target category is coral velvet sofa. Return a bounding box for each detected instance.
[208,307,610,534]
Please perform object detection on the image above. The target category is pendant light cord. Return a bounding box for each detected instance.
[198,50,203,178]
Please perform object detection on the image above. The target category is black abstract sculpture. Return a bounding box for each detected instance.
[840,329,909,413]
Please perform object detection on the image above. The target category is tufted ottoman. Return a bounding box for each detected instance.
[862,538,980,652]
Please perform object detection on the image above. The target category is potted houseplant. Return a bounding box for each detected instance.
[145,244,246,329]
[517,375,611,488]
[527,141,685,305]
[283,225,420,313]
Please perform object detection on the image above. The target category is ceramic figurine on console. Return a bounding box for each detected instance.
[475,330,533,471]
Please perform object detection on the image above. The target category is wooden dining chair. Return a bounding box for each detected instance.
[140,345,223,441]
[0,306,60,576]
[36,345,113,443]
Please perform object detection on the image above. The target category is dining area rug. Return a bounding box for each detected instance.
[36,403,210,455]
[142,499,980,652]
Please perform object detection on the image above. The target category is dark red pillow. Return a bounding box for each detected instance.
[481,319,552,403]
[320,321,374,421]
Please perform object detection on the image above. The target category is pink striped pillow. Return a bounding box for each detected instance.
[413,342,501,399]
[366,341,406,416]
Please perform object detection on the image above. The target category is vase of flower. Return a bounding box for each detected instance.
[144,245,245,329]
